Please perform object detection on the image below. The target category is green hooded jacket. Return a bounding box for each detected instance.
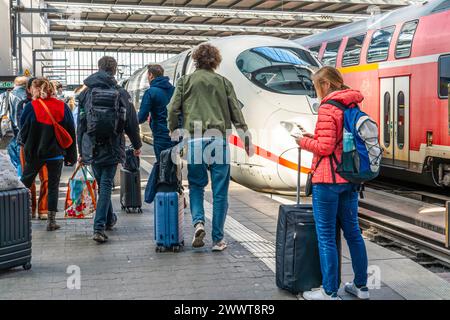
[167,69,248,136]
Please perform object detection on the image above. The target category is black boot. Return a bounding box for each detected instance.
[47,211,61,231]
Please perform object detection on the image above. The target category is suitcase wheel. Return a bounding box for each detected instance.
[155,246,165,253]
[23,262,32,270]
[172,246,181,253]
[138,208,143,213]
[181,240,185,246]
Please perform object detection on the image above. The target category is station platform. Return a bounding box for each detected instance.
[1,144,450,300]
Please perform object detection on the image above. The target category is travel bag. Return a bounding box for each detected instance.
[154,192,184,252]
[120,146,142,213]
[120,168,142,213]
[0,188,32,271]
[275,146,341,294]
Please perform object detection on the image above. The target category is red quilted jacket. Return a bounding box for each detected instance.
[299,89,364,184]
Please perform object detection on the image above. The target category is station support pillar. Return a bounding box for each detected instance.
[0,0,13,76]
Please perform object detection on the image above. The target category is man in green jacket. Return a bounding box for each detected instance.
[168,44,253,252]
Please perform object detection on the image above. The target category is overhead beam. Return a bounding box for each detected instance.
[52,40,192,50]
[258,0,421,4]
[21,32,215,42]
[49,19,322,35]
[26,2,371,24]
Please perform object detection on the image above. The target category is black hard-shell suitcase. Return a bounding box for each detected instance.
[0,188,32,271]
[275,147,341,294]
[120,168,142,213]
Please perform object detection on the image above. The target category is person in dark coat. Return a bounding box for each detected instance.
[17,77,49,219]
[137,64,175,204]
[77,56,142,243]
[20,77,77,231]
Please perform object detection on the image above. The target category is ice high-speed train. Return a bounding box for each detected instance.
[124,36,321,193]
[297,0,450,188]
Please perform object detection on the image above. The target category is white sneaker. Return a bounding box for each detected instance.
[212,240,227,252]
[344,282,370,300]
[303,287,341,300]
[192,222,206,248]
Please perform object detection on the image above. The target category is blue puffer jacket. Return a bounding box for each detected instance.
[138,76,174,144]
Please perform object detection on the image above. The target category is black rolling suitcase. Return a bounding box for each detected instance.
[120,147,142,213]
[0,188,32,271]
[275,147,341,294]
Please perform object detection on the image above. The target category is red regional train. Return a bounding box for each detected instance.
[296,0,450,188]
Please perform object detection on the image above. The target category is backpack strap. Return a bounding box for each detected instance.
[324,99,350,111]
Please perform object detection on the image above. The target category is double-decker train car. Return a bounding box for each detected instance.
[297,0,450,188]
[125,35,321,193]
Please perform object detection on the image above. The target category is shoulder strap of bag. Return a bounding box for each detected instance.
[325,99,350,111]
[38,99,58,126]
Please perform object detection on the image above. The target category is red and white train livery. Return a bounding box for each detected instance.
[297,0,450,187]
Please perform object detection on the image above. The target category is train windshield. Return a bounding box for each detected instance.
[236,46,318,97]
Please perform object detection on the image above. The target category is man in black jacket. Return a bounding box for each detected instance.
[78,56,142,243]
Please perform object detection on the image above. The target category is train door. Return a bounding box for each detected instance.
[379,76,410,165]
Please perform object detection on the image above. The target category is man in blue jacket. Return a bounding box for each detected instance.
[137,64,175,204]
[138,65,174,159]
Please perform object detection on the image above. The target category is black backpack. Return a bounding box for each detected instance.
[156,147,182,193]
[85,87,126,142]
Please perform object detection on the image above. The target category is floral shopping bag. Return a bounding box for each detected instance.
[65,164,97,219]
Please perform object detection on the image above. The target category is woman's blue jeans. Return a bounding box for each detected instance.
[312,183,368,294]
[187,137,230,243]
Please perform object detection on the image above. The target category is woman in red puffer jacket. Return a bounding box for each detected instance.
[299,67,369,301]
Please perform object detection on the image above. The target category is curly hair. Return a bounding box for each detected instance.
[32,77,56,100]
[192,44,222,70]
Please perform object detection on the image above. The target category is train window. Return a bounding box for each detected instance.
[367,26,396,63]
[383,92,391,148]
[322,41,341,67]
[309,46,321,58]
[395,20,418,59]
[397,91,405,150]
[432,0,450,13]
[236,46,318,97]
[439,55,450,98]
[342,34,366,67]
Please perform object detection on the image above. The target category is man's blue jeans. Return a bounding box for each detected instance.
[187,138,230,243]
[92,164,117,232]
[312,183,368,294]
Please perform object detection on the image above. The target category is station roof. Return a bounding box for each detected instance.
[20,0,425,53]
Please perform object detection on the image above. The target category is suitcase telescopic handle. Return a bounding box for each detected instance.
[296,146,301,206]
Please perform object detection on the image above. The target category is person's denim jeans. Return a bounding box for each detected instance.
[92,164,118,232]
[312,183,368,294]
[187,137,230,243]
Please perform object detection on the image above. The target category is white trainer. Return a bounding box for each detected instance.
[303,287,341,300]
[212,240,227,252]
[344,282,370,300]
[192,222,206,248]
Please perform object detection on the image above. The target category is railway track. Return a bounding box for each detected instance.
[358,183,450,277]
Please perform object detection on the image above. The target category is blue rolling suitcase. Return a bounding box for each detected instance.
[154,192,184,252]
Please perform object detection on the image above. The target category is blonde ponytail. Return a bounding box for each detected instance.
[313,66,350,93]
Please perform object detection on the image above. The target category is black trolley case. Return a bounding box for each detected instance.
[0,188,32,271]
[275,147,341,294]
[120,147,142,213]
